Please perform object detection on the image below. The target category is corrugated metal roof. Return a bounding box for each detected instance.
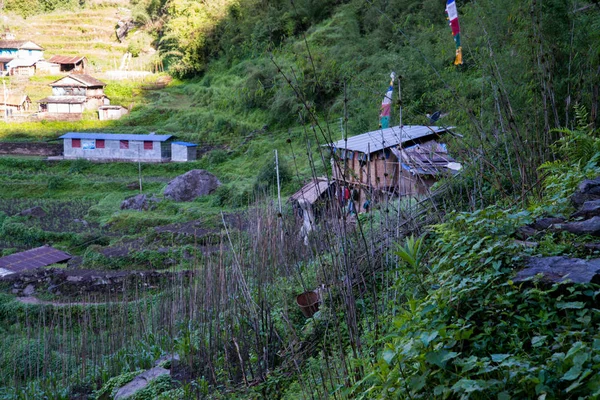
[0,245,71,273]
[0,40,43,50]
[38,96,86,104]
[0,56,14,63]
[51,74,106,87]
[172,141,197,147]
[59,132,173,141]
[289,178,333,204]
[6,58,36,67]
[326,125,450,154]
[48,55,86,64]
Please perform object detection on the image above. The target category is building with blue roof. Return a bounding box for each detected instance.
[171,141,197,162]
[59,132,175,162]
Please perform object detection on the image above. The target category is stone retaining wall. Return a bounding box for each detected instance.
[0,142,62,156]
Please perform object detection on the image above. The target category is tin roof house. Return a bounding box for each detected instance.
[38,74,109,114]
[0,40,44,61]
[326,125,460,213]
[59,133,173,162]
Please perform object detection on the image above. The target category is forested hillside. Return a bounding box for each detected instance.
[1,0,600,398]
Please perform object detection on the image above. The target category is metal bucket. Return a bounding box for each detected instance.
[296,291,320,318]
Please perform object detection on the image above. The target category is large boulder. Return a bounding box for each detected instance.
[114,367,170,400]
[120,194,159,211]
[163,170,221,202]
[515,256,600,284]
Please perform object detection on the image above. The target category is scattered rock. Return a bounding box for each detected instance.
[114,367,170,400]
[557,216,600,236]
[571,177,600,207]
[571,200,600,220]
[120,194,160,211]
[530,217,566,230]
[154,353,180,367]
[515,256,600,284]
[116,19,135,42]
[163,170,221,202]
[515,226,538,240]
[22,284,35,296]
[19,206,46,218]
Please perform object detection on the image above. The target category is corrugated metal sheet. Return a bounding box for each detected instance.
[38,96,86,104]
[392,141,458,176]
[172,141,197,147]
[51,74,106,87]
[0,56,14,63]
[0,245,71,273]
[59,132,173,141]
[6,58,36,68]
[326,125,450,154]
[289,178,333,204]
[48,55,86,64]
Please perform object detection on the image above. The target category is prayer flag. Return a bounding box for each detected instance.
[380,72,395,129]
[446,0,463,65]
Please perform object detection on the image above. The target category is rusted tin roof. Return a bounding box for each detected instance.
[48,55,86,64]
[394,141,460,176]
[0,245,71,274]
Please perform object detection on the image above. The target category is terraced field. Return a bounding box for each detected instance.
[4,5,155,72]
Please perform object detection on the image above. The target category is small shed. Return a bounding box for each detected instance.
[7,58,36,76]
[0,93,31,114]
[98,105,128,120]
[171,142,197,162]
[48,55,87,74]
[59,132,173,162]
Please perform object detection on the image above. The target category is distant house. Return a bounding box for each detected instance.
[0,40,44,61]
[326,125,460,213]
[98,105,128,120]
[0,94,32,115]
[48,55,88,74]
[38,74,110,113]
[6,58,36,76]
[171,142,197,162]
[59,133,173,162]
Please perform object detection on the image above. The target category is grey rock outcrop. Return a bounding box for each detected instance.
[515,256,600,284]
[114,367,170,399]
[571,178,600,207]
[163,170,221,202]
[571,200,600,220]
[120,194,159,211]
[557,216,600,236]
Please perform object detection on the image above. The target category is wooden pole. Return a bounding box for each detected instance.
[275,149,282,213]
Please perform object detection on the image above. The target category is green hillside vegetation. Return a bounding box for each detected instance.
[0,0,599,398]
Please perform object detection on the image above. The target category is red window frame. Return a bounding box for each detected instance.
[120,140,129,149]
[72,139,81,148]
[143,141,153,150]
[96,139,105,149]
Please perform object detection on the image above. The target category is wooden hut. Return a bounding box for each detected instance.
[326,125,460,213]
